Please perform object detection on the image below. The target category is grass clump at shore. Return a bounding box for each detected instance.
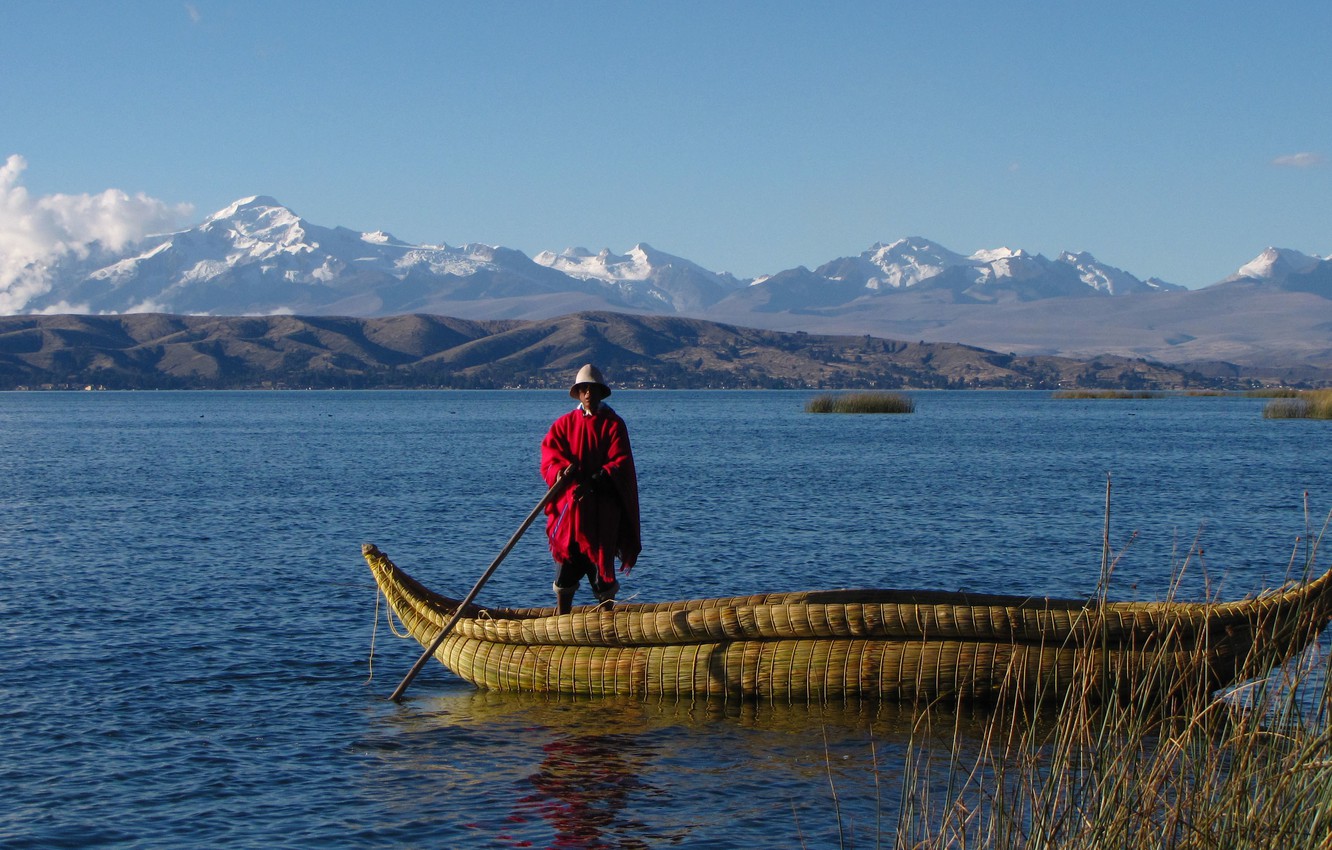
[889,656,1332,849]
[1052,389,1164,399]
[1246,388,1304,398]
[805,392,915,414]
[1263,389,1332,419]
[880,533,1332,849]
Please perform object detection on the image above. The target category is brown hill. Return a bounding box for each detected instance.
[0,311,1249,391]
[698,283,1332,384]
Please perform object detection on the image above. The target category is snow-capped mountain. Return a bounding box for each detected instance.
[1214,246,1332,299]
[1058,251,1180,295]
[27,196,597,316]
[532,243,744,311]
[1228,247,1327,282]
[815,237,973,290]
[722,239,1184,312]
[20,197,757,317]
[5,195,1325,337]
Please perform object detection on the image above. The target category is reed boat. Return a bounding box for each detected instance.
[364,543,1332,703]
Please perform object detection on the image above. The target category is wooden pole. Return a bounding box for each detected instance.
[388,470,570,702]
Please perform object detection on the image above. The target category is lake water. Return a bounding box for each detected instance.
[3,390,1330,848]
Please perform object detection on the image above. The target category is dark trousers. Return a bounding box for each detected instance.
[554,547,619,602]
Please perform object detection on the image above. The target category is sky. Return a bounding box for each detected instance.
[2,0,1329,295]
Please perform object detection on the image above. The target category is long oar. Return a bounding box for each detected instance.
[388,470,570,702]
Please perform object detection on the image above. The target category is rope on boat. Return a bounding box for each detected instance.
[365,586,380,684]
[385,590,412,639]
[365,585,414,684]
[601,589,640,609]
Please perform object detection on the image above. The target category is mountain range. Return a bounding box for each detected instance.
[8,196,1332,378]
[0,311,1222,392]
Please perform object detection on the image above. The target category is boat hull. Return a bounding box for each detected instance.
[429,632,1254,702]
[364,544,1331,703]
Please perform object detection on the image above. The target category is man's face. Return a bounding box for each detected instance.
[578,385,601,412]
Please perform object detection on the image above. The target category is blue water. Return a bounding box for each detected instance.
[3,390,1330,848]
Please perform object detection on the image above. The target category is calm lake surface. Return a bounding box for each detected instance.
[3,390,1330,848]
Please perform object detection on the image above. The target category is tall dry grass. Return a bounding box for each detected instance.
[887,639,1331,849]
[826,513,1332,849]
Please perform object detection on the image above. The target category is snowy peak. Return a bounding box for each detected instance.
[810,238,970,291]
[199,196,310,246]
[360,230,409,246]
[535,244,656,282]
[191,195,325,265]
[861,237,971,288]
[1233,247,1324,282]
[199,196,406,254]
[204,195,285,223]
[795,241,1186,302]
[974,248,1045,282]
[1223,246,1332,298]
[869,236,967,263]
[969,246,1027,264]
[1057,251,1180,294]
[531,242,744,312]
[534,242,703,283]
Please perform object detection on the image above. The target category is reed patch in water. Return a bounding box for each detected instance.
[1246,388,1304,398]
[1051,390,1164,399]
[805,392,916,414]
[1263,390,1332,419]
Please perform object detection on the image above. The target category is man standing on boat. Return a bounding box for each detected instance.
[540,364,641,614]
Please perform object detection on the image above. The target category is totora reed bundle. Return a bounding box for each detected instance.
[363,543,1332,705]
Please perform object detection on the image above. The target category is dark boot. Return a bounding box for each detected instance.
[593,580,618,611]
[555,587,576,615]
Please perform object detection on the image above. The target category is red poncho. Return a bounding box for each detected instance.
[540,404,641,582]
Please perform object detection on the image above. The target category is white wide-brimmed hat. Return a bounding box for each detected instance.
[569,363,611,399]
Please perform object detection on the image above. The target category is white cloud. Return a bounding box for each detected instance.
[1272,152,1324,168]
[124,297,173,314]
[185,3,201,24]
[0,154,194,313]
[31,299,94,315]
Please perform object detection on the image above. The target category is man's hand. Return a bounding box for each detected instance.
[574,468,613,502]
[588,469,613,494]
[618,558,635,576]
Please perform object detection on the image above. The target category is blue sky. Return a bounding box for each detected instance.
[3,0,1329,288]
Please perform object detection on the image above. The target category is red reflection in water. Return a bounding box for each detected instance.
[508,734,655,849]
